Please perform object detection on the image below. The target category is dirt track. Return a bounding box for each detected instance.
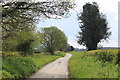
[29,53,72,78]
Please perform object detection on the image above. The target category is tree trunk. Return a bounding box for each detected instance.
[87,42,97,51]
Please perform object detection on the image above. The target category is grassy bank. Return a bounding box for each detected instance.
[2,51,65,79]
[69,49,119,78]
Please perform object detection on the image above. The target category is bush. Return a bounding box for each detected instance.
[116,50,120,64]
[85,49,118,63]
[2,51,20,58]
[96,51,116,63]
[16,39,35,56]
[1,70,14,78]
[86,49,118,55]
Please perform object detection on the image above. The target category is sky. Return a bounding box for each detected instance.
[36,0,119,49]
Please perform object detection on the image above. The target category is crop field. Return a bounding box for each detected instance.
[69,49,119,78]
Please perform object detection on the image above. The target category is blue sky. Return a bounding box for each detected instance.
[36,0,118,49]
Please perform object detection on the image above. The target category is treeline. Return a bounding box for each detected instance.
[2,1,75,56]
[1,1,75,78]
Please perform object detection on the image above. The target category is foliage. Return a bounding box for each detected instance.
[2,0,75,55]
[66,44,72,52]
[65,44,75,52]
[16,31,39,56]
[0,70,14,78]
[116,50,120,65]
[69,51,118,78]
[40,26,67,55]
[3,30,40,56]
[2,53,63,78]
[96,51,116,63]
[86,49,118,63]
[85,49,118,55]
[2,51,20,58]
[2,1,75,40]
[77,2,111,50]
[70,46,74,51]
[54,51,66,57]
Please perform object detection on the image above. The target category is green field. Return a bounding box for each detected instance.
[1,51,65,78]
[69,49,119,78]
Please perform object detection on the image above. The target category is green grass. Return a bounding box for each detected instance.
[69,51,119,78]
[2,52,65,78]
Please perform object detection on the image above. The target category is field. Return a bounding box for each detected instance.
[1,51,65,79]
[69,49,119,78]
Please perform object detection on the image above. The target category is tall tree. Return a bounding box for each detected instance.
[40,26,67,55]
[77,2,111,51]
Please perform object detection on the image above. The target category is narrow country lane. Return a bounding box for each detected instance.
[29,53,72,78]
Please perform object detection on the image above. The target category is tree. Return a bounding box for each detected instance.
[70,46,74,51]
[2,1,75,39]
[77,2,111,51]
[2,0,75,53]
[65,44,74,52]
[40,26,67,55]
[65,44,71,52]
[16,30,39,56]
[2,28,40,56]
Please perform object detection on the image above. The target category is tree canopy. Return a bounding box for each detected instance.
[40,26,67,55]
[2,0,75,39]
[2,0,75,54]
[77,2,111,51]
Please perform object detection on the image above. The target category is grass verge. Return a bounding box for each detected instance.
[69,50,118,78]
[2,51,65,79]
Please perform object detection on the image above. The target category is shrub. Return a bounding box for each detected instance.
[85,49,118,63]
[1,70,14,78]
[2,51,20,58]
[116,50,120,65]
[86,49,118,55]
[96,51,115,63]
